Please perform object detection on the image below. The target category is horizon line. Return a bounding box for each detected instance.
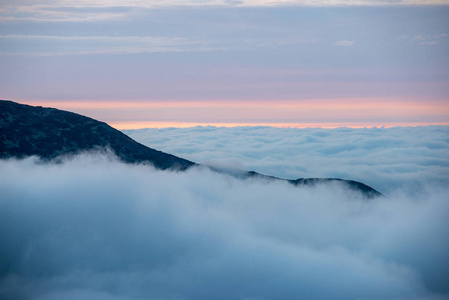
[113,121,449,130]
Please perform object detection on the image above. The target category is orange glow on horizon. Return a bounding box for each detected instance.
[17,98,449,129]
[110,121,449,130]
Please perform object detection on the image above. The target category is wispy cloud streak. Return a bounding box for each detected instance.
[1,0,449,22]
[334,40,355,46]
[397,33,449,46]
[0,34,215,56]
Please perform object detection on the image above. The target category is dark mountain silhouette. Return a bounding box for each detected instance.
[0,100,382,198]
[0,100,194,170]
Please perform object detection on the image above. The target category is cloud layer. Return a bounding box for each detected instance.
[0,153,448,300]
[124,125,449,194]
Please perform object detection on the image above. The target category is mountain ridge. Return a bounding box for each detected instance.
[0,100,382,198]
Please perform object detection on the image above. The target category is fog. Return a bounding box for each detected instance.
[1,152,448,300]
[125,125,449,194]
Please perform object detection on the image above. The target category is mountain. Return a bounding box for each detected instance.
[0,100,382,197]
[0,100,195,170]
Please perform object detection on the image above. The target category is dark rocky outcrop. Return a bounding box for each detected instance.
[241,170,382,198]
[0,100,195,170]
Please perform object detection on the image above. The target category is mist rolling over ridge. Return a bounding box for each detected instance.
[0,100,381,197]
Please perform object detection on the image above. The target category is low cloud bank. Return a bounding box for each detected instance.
[125,125,449,194]
[1,154,448,300]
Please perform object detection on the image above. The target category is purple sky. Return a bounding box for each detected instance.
[1,1,448,128]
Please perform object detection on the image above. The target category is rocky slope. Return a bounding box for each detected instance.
[0,100,195,170]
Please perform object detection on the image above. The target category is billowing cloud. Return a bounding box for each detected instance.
[0,153,448,300]
[125,125,449,194]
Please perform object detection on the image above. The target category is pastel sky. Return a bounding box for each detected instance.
[1,0,448,128]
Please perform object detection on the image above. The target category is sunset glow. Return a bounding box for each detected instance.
[20,99,449,129]
[110,121,449,130]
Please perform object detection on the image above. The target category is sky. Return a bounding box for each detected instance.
[1,0,449,128]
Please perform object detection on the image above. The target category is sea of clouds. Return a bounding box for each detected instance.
[125,125,449,194]
[1,126,449,300]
